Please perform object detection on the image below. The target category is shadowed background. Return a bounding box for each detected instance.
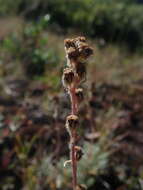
[0,0,143,189]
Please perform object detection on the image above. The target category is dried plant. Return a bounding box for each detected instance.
[62,36,93,190]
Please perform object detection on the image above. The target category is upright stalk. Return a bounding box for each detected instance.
[62,37,93,190]
[71,132,77,189]
[70,87,78,189]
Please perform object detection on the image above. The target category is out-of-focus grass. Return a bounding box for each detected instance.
[0,17,143,190]
[0,17,143,87]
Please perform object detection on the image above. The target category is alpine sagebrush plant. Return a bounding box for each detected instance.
[62,36,93,190]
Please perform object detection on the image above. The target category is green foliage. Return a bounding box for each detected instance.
[0,15,60,79]
[37,142,110,189]
[0,0,143,50]
[0,0,21,15]
[46,0,143,50]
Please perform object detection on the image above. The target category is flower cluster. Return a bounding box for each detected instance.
[63,37,93,85]
[62,36,93,190]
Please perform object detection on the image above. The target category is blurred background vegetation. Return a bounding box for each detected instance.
[0,0,143,189]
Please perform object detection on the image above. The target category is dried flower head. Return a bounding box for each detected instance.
[76,41,88,50]
[62,68,74,87]
[75,88,84,103]
[75,62,86,82]
[76,184,87,190]
[78,45,93,61]
[75,146,84,161]
[74,37,86,48]
[76,36,86,42]
[64,39,75,49]
[66,115,79,133]
[66,47,79,60]
[65,36,93,62]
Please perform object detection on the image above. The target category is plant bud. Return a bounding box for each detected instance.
[66,115,79,134]
[76,184,87,190]
[62,68,74,87]
[75,88,84,103]
[75,146,84,161]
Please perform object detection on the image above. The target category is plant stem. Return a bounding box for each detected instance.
[70,87,77,190]
[71,134,77,190]
[70,87,78,114]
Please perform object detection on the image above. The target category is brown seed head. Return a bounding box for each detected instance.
[66,47,79,60]
[75,88,84,103]
[62,68,74,87]
[74,37,93,59]
[64,36,93,62]
[64,39,75,49]
[75,146,84,161]
[74,36,86,44]
[78,45,93,60]
[76,42,88,50]
[77,36,86,42]
[66,115,79,133]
